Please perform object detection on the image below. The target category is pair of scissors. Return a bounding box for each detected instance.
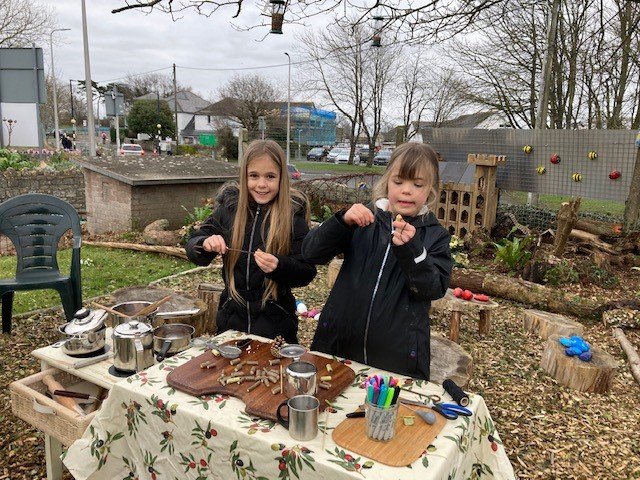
[431,402,472,420]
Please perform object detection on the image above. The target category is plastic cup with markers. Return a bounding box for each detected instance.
[364,374,401,442]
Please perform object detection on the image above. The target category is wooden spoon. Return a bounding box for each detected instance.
[92,301,130,318]
[133,294,173,317]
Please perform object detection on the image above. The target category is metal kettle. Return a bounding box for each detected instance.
[112,321,154,373]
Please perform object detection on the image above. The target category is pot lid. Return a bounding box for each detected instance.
[114,320,153,336]
[63,308,108,335]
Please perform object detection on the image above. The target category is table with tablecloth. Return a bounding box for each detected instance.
[63,330,515,479]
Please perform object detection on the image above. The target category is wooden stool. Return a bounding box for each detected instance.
[431,288,499,343]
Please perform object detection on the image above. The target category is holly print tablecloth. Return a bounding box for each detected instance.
[64,331,515,480]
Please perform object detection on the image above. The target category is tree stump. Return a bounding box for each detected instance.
[553,197,581,257]
[109,285,208,336]
[540,334,618,393]
[142,219,181,246]
[523,309,584,340]
[327,258,343,289]
[430,335,473,388]
[197,283,224,335]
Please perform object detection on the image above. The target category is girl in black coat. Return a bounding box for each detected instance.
[302,143,452,380]
[186,140,316,343]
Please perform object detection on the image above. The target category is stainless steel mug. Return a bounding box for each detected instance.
[284,361,317,398]
[276,395,319,441]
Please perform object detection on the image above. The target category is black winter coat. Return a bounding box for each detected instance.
[185,186,316,343]
[302,203,452,380]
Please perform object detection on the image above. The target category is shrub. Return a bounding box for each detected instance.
[544,260,579,286]
[180,201,214,242]
[493,236,532,273]
[177,144,198,155]
[310,204,333,223]
[0,149,34,171]
[47,151,76,171]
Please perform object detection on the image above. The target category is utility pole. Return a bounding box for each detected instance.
[69,80,75,118]
[49,28,70,152]
[173,63,179,146]
[80,0,96,157]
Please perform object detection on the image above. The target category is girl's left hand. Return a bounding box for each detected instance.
[254,249,279,273]
[392,216,416,246]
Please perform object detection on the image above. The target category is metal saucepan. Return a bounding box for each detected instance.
[54,325,106,356]
[153,323,195,362]
[107,301,199,328]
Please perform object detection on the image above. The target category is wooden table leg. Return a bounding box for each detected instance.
[449,311,461,343]
[479,310,491,336]
[45,434,63,480]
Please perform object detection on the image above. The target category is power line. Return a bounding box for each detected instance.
[96,66,173,84]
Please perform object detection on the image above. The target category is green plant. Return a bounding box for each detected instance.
[493,236,532,272]
[310,204,333,223]
[584,265,619,289]
[0,149,33,171]
[544,260,579,286]
[47,151,75,171]
[176,144,198,155]
[180,202,214,241]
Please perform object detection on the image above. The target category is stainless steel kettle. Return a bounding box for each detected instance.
[112,321,154,373]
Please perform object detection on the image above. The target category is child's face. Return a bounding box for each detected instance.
[386,169,430,217]
[247,154,281,205]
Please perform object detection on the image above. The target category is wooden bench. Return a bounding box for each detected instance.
[431,288,499,343]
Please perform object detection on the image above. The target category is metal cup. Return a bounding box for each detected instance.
[284,361,317,398]
[276,395,319,441]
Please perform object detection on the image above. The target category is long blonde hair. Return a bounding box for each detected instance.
[226,139,308,306]
[372,143,440,212]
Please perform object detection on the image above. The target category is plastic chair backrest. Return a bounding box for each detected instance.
[0,194,82,279]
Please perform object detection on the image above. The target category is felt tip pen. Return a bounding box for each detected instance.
[372,386,380,404]
[377,385,388,407]
[383,387,394,407]
[390,385,401,405]
[366,385,374,404]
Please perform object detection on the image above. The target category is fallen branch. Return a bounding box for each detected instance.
[569,229,617,255]
[84,241,188,260]
[613,328,640,386]
[574,218,622,238]
[149,264,221,285]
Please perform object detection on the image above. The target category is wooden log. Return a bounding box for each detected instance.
[478,310,491,336]
[613,328,640,386]
[451,268,602,322]
[430,335,473,387]
[554,197,581,257]
[327,258,343,289]
[84,241,188,260]
[540,334,618,393]
[523,309,585,340]
[569,229,617,254]
[574,218,622,238]
[449,311,461,343]
[197,283,224,335]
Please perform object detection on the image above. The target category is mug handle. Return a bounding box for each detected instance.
[276,400,289,430]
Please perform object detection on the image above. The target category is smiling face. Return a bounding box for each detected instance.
[386,166,430,217]
[247,154,281,205]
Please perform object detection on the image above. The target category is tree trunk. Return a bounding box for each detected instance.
[623,148,640,233]
[574,218,622,238]
[450,268,601,321]
[554,197,581,256]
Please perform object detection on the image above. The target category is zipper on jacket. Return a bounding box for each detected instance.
[363,216,392,365]
[246,205,261,333]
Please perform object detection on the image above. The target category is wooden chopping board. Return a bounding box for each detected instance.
[166,339,356,421]
[332,404,447,467]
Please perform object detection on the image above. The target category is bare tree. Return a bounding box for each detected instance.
[398,49,432,141]
[217,74,280,131]
[40,75,87,131]
[123,72,185,98]
[0,0,55,47]
[295,20,368,164]
[428,68,470,126]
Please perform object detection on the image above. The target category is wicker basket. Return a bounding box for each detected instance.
[10,368,97,446]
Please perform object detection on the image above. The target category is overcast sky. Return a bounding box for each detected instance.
[51,0,315,103]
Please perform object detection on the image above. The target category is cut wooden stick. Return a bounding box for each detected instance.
[92,301,128,318]
[134,294,173,317]
[613,328,640,385]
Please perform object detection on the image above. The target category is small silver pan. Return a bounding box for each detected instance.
[153,323,195,361]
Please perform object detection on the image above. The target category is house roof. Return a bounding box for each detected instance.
[134,91,211,114]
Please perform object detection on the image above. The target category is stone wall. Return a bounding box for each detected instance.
[0,168,86,213]
[84,170,133,234]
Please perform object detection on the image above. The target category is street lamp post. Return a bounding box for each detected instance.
[80,0,96,157]
[49,28,71,152]
[284,52,291,165]
[70,118,76,150]
[156,123,161,155]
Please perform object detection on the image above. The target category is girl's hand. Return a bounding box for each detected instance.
[343,203,375,227]
[254,249,279,273]
[202,234,227,254]
[392,216,416,245]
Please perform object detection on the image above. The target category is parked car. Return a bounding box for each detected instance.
[306,147,328,162]
[328,148,359,164]
[119,143,144,156]
[373,149,393,165]
[358,146,371,162]
[287,164,302,180]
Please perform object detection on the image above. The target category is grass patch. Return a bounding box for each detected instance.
[503,191,625,217]
[0,245,193,315]
[291,160,386,174]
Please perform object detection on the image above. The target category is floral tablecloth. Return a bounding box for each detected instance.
[64,331,515,480]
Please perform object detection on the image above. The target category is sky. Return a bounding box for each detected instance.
[50,0,319,103]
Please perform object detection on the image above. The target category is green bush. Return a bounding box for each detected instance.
[310,204,333,223]
[493,236,532,273]
[177,144,198,155]
[0,149,33,171]
[545,260,579,286]
[47,151,76,171]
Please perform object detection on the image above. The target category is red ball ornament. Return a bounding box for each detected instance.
[609,170,621,180]
[550,153,561,164]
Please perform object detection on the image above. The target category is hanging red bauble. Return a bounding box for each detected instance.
[609,170,621,180]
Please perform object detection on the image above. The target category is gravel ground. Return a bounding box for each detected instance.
[1,262,639,479]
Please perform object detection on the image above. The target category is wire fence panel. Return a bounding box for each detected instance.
[422,128,636,203]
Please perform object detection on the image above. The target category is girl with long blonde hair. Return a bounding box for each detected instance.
[186,140,316,342]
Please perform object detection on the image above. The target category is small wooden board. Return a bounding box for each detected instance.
[166,339,356,421]
[332,404,447,467]
[431,288,499,313]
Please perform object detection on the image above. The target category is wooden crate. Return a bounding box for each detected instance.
[10,368,97,446]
